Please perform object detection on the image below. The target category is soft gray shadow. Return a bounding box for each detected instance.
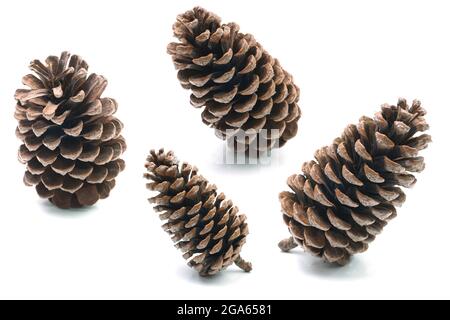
[176,264,249,285]
[40,200,96,217]
[292,250,368,280]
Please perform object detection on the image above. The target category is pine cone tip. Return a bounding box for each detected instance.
[173,7,222,41]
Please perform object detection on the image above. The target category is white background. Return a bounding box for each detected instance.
[0,0,448,300]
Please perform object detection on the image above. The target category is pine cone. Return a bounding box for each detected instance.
[167,7,301,152]
[144,149,252,276]
[278,99,431,265]
[14,52,126,209]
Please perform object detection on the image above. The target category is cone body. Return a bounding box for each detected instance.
[14,52,126,209]
[168,7,301,151]
[145,149,251,276]
[280,99,431,265]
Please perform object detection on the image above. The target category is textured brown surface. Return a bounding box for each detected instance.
[168,7,301,151]
[14,52,126,209]
[144,149,251,276]
[279,99,431,265]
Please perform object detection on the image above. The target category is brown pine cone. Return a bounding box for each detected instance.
[167,7,301,152]
[14,52,126,209]
[279,99,431,265]
[144,149,252,276]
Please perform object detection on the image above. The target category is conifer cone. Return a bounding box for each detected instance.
[167,7,301,152]
[144,149,252,276]
[279,99,431,265]
[14,52,126,209]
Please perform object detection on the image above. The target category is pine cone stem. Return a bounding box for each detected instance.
[278,237,298,252]
[234,255,252,272]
